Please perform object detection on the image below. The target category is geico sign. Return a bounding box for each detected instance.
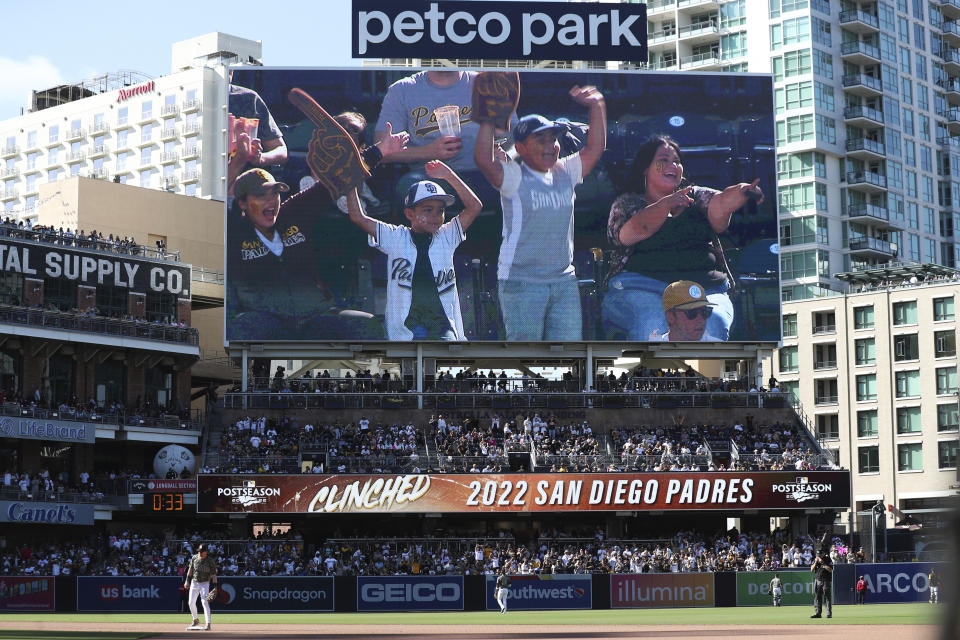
[747,582,812,595]
[865,572,929,593]
[361,582,461,602]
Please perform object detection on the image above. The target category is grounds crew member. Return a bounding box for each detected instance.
[184,543,218,631]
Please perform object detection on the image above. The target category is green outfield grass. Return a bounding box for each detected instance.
[0,603,941,629]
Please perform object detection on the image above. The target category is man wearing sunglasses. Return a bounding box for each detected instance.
[657,280,723,341]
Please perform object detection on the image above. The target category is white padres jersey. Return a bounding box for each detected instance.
[370,219,466,341]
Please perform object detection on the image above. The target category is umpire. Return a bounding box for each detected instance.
[810,549,833,618]
[184,543,218,631]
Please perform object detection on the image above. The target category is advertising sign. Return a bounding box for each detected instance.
[0,577,54,611]
[77,577,183,612]
[226,68,778,344]
[0,416,96,444]
[484,574,591,610]
[611,573,714,608]
[358,576,463,611]
[352,0,647,62]
[197,472,851,514]
[833,562,947,604]
[210,577,334,612]
[0,238,191,298]
[129,478,197,493]
[0,501,95,525]
[736,570,819,606]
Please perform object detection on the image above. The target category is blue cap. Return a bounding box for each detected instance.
[512,114,564,143]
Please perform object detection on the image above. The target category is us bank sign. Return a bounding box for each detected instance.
[0,416,97,444]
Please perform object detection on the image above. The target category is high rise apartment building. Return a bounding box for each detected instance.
[0,32,262,223]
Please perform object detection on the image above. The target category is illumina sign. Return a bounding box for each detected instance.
[197,472,851,514]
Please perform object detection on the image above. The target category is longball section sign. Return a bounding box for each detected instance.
[197,472,851,514]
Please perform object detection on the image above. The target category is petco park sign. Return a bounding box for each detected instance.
[197,471,851,514]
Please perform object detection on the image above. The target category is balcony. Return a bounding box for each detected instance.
[944,20,960,46]
[182,99,201,113]
[677,0,719,11]
[115,118,133,130]
[846,137,885,160]
[814,395,839,406]
[113,139,132,154]
[843,105,884,128]
[646,0,676,14]
[814,360,838,370]
[647,59,679,70]
[647,28,677,49]
[161,104,179,118]
[841,40,881,65]
[88,168,110,180]
[846,170,887,193]
[160,126,178,141]
[846,203,898,229]
[849,236,897,257]
[45,136,62,149]
[182,145,199,160]
[138,111,157,125]
[0,189,17,202]
[90,121,110,135]
[65,151,86,164]
[680,52,722,70]
[163,176,179,190]
[183,122,201,136]
[45,155,63,170]
[678,20,720,44]
[137,136,157,148]
[182,170,200,183]
[942,0,960,20]
[160,152,179,164]
[842,73,883,98]
[839,9,880,33]
[944,47,960,74]
[941,107,960,135]
[89,144,108,158]
[0,167,18,179]
[940,78,960,106]
[65,128,85,142]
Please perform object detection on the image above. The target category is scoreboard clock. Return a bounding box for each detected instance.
[149,492,185,512]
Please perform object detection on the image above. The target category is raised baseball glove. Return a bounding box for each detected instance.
[288,87,371,200]
[205,588,218,602]
[471,72,519,130]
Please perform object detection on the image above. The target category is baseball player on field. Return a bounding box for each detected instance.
[345,160,481,340]
[495,567,512,614]
[184,543,218,631]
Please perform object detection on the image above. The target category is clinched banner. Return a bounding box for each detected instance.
[210,577,334,612]
[736,570,818,606]
[358,576,463,611]
[611,573,714,608]
[77,577,183,612]
[0,577,55,611]
[485,575,591,610]
[197,472,851,513]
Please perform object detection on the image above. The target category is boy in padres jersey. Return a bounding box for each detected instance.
[474,86,607,341]
[345,160,481,340]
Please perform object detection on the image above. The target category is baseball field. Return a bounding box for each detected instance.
[0,603,944,639]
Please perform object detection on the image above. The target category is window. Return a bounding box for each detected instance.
[898,443,923,471]
[897,406,922,434]
[937,366,958,395]
[939,440,958,468]
[141,101,152,119]
[812,16,831,46]
[782,313,797,337]
[780,249,829,278]
[934,297,954,321]
[936,330,956,358]
[139,168,153,188]
[778,183,816,213]
[893,300,918,325]
[140,147,152,166]
[894,333,919,361]
[772,49,812,80]
[118,106,128,125]
[776,114,815,145]
[814,343,836,369]
[779,346,799,372]
[814,81,834,112]
[816,414,839,440]
[141,123,153,143]
[814,378,838,404]
[813,310,835,333]
[857,374,878,401]
[813,48,833,78]
[938,403,959,432]
[855,337,876,365]
[775,81,813,113]
[26,131,36,148]
[770,17,810,50]
[815,114,836,144]
[780,215,825,245]
[895,370,921,397]
[858,445,880,473]
[48,125,59,144]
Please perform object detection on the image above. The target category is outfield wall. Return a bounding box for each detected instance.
[12,565,945,612]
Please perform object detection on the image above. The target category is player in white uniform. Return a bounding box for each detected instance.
[346,160,481,340]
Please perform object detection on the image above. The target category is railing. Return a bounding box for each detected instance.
[849,236,895,254]
[733,452,835,469]
[944,20,960,37]
[646,0,676,10]
[846,203,889,222]
[208,455,301,473]
[170,538,302,557]
[0,486,104,503]
[812,324,836,334]
[0,224,182,262]
[433,454,509,472]
[680,52,721,68]
[191,266,224,284]
[941,107,960,123]
[617,453,712,469]
[813,359,838,369]
[839,10,880,28]
[0,401,201,430]
[328,453,425,473]
[814,395,839,405]
[222,391,796,411]
[841,41,881,59]
[842,74,882,92]
[678,21,718,37]
[846,138,885,155]
[843,105,884,123]
[0,304,199,346]
[846,171,887,188]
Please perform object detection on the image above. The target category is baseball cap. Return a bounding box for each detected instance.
[512,114,565,143]
[234,168,289,200]
[661,280,717,312]
[403,180,456,208]
[197,544,209,553]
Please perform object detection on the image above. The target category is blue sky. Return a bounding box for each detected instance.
[0,1,359,120]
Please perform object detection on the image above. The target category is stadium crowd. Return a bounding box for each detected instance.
[0,527,866,577]
[0,218,170,258]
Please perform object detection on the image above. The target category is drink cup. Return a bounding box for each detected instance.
[433,106,461,138]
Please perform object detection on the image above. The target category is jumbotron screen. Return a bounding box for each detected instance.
[225,68,778,344]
